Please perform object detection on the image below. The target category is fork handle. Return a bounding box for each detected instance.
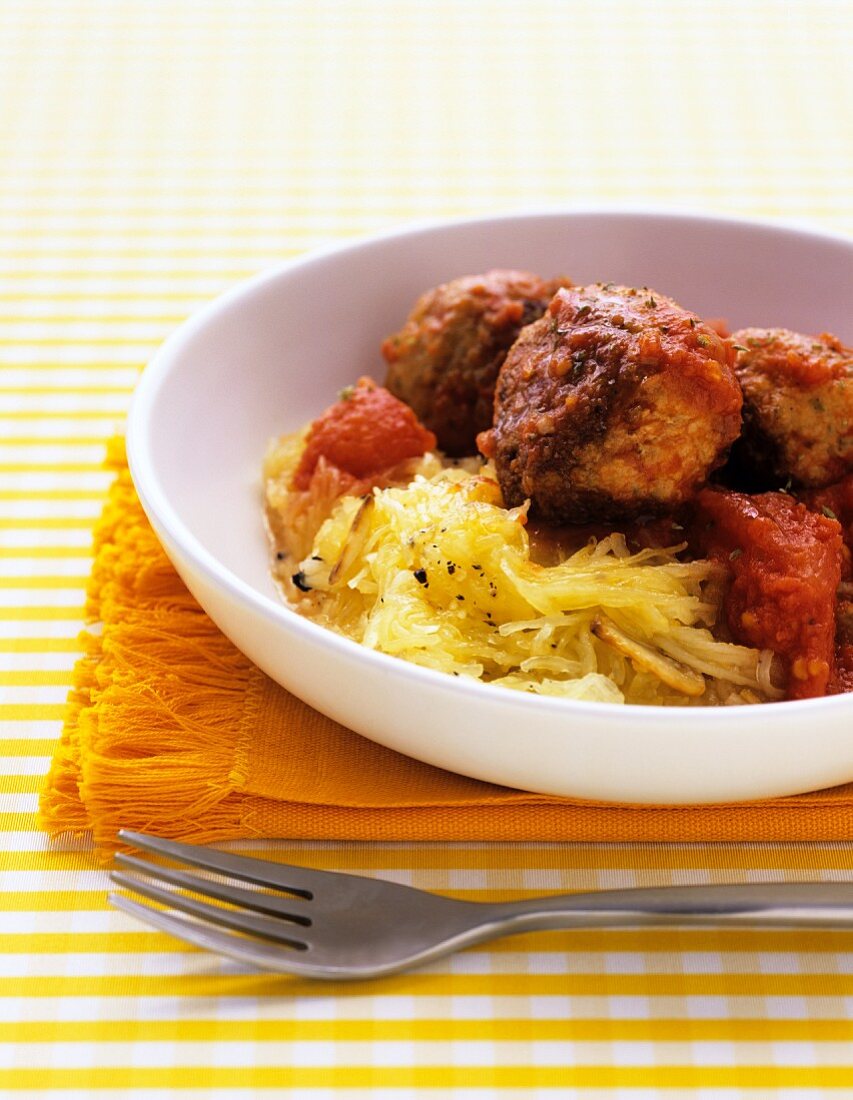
[485,882,853,932]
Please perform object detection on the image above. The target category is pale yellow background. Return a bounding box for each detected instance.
[2,0,853,1095]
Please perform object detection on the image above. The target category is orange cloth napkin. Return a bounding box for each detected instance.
[39,444,853,855]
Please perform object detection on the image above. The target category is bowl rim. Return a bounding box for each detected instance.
[126,205,853,726]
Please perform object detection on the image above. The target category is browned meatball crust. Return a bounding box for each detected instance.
[730,328,853,489]
[480,284,743,524]
[382,269,570,456]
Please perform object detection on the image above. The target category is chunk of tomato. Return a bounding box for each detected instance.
[293,377,437,491]
[691,488,842,700]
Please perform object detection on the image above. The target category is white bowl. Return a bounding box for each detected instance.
[127,210,853,805]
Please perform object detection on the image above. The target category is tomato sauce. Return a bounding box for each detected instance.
[800,474,853,693]
[293,377,437,491]
[691,488,843,700]
[835,645,853,693]
[802,474,853,566]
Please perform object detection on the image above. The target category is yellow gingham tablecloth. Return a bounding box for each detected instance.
[3,0,853,1094]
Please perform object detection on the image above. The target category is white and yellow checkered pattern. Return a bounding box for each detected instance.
[3,0,853,1093]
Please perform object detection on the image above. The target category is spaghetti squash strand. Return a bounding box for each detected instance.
[264,443,775,706]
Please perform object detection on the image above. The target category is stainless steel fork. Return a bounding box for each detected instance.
[109,830,853,980]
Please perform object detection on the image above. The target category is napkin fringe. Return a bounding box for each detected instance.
[38,443,254,854]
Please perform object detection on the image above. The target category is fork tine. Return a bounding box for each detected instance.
[114,853,312,925]
[110,870,310,950]
[118,830,330,897]
[108,894,318,976]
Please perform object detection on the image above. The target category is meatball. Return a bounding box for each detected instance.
[729,328,853,490]
[480,284,743,524]
[382,269,569,456]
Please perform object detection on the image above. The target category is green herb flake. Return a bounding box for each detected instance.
[338,384,356,401]
[729,548,743,561]
[822,506,838,520]
[732,344,749,352]
[697,334,712,348]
